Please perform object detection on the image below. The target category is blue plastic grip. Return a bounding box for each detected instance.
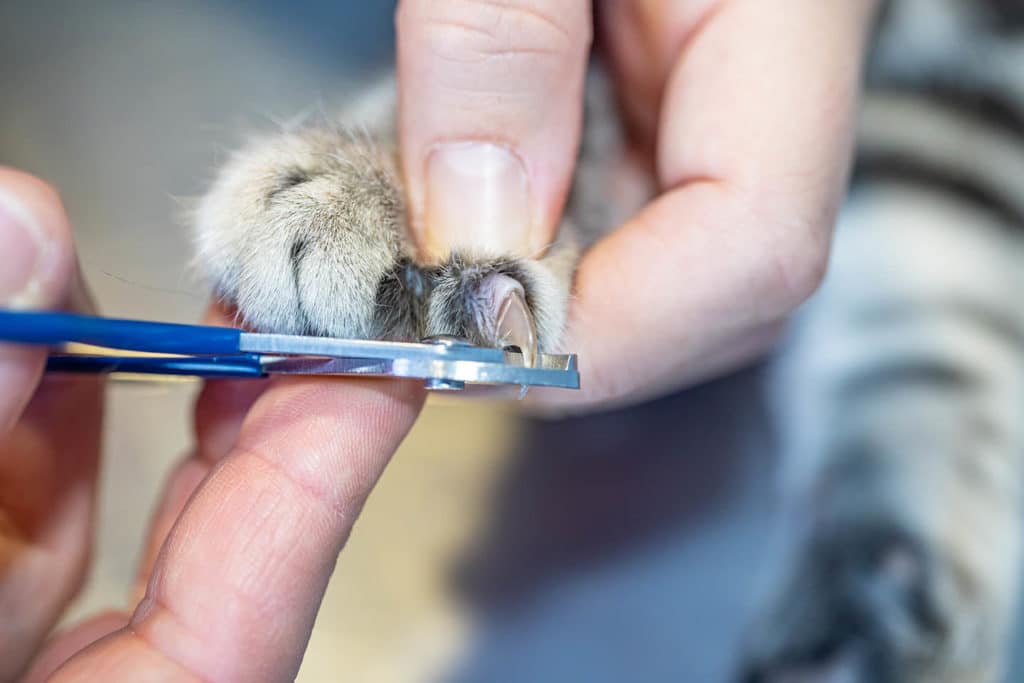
[0,310,242,355]
[45,354,266,378]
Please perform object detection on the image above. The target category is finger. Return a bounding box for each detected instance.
[1,372,103,679]
[0,167,78,431]
[131,378,267,602]
[55,377,425,682]
[0,168,104,679]
[133,302,268,600]
[21,611,129,683]
[397,0,592,261]
[596,0,718,149]
[194,301,268,462]
[533,0,879,411]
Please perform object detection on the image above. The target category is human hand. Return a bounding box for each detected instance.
[0,167,425,681]
[396,0,880,412]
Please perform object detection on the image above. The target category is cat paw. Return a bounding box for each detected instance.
[192,127,409,339]
[735,521,1003,683]
[192,124,574,353]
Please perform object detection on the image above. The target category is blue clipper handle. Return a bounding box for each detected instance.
[45,353,266,378]
[0,310,242,355]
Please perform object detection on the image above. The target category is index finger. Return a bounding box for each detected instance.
[0,168,103,680]
[53,377,424,682]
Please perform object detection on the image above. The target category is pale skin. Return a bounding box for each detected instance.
[3,0,876,679]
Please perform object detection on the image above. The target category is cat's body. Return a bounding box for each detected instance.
[739,2,1024,681]
[192,2,1024,681]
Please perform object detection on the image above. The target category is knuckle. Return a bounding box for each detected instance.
[762,218,831,315]
[724,182,835,319]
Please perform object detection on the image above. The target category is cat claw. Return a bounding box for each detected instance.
[496,285,537,369]
[495,284,536,400]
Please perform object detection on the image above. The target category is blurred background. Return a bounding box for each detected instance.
[2,2,1021,681]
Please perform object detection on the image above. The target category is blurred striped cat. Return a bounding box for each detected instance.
[739,1,1024,681]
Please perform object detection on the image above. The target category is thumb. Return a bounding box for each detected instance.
[396,0,592,262]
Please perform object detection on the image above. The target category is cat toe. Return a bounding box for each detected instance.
[425,254,568,354]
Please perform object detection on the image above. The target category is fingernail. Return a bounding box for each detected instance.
[0,190,44,307]
[423,142,532,261]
